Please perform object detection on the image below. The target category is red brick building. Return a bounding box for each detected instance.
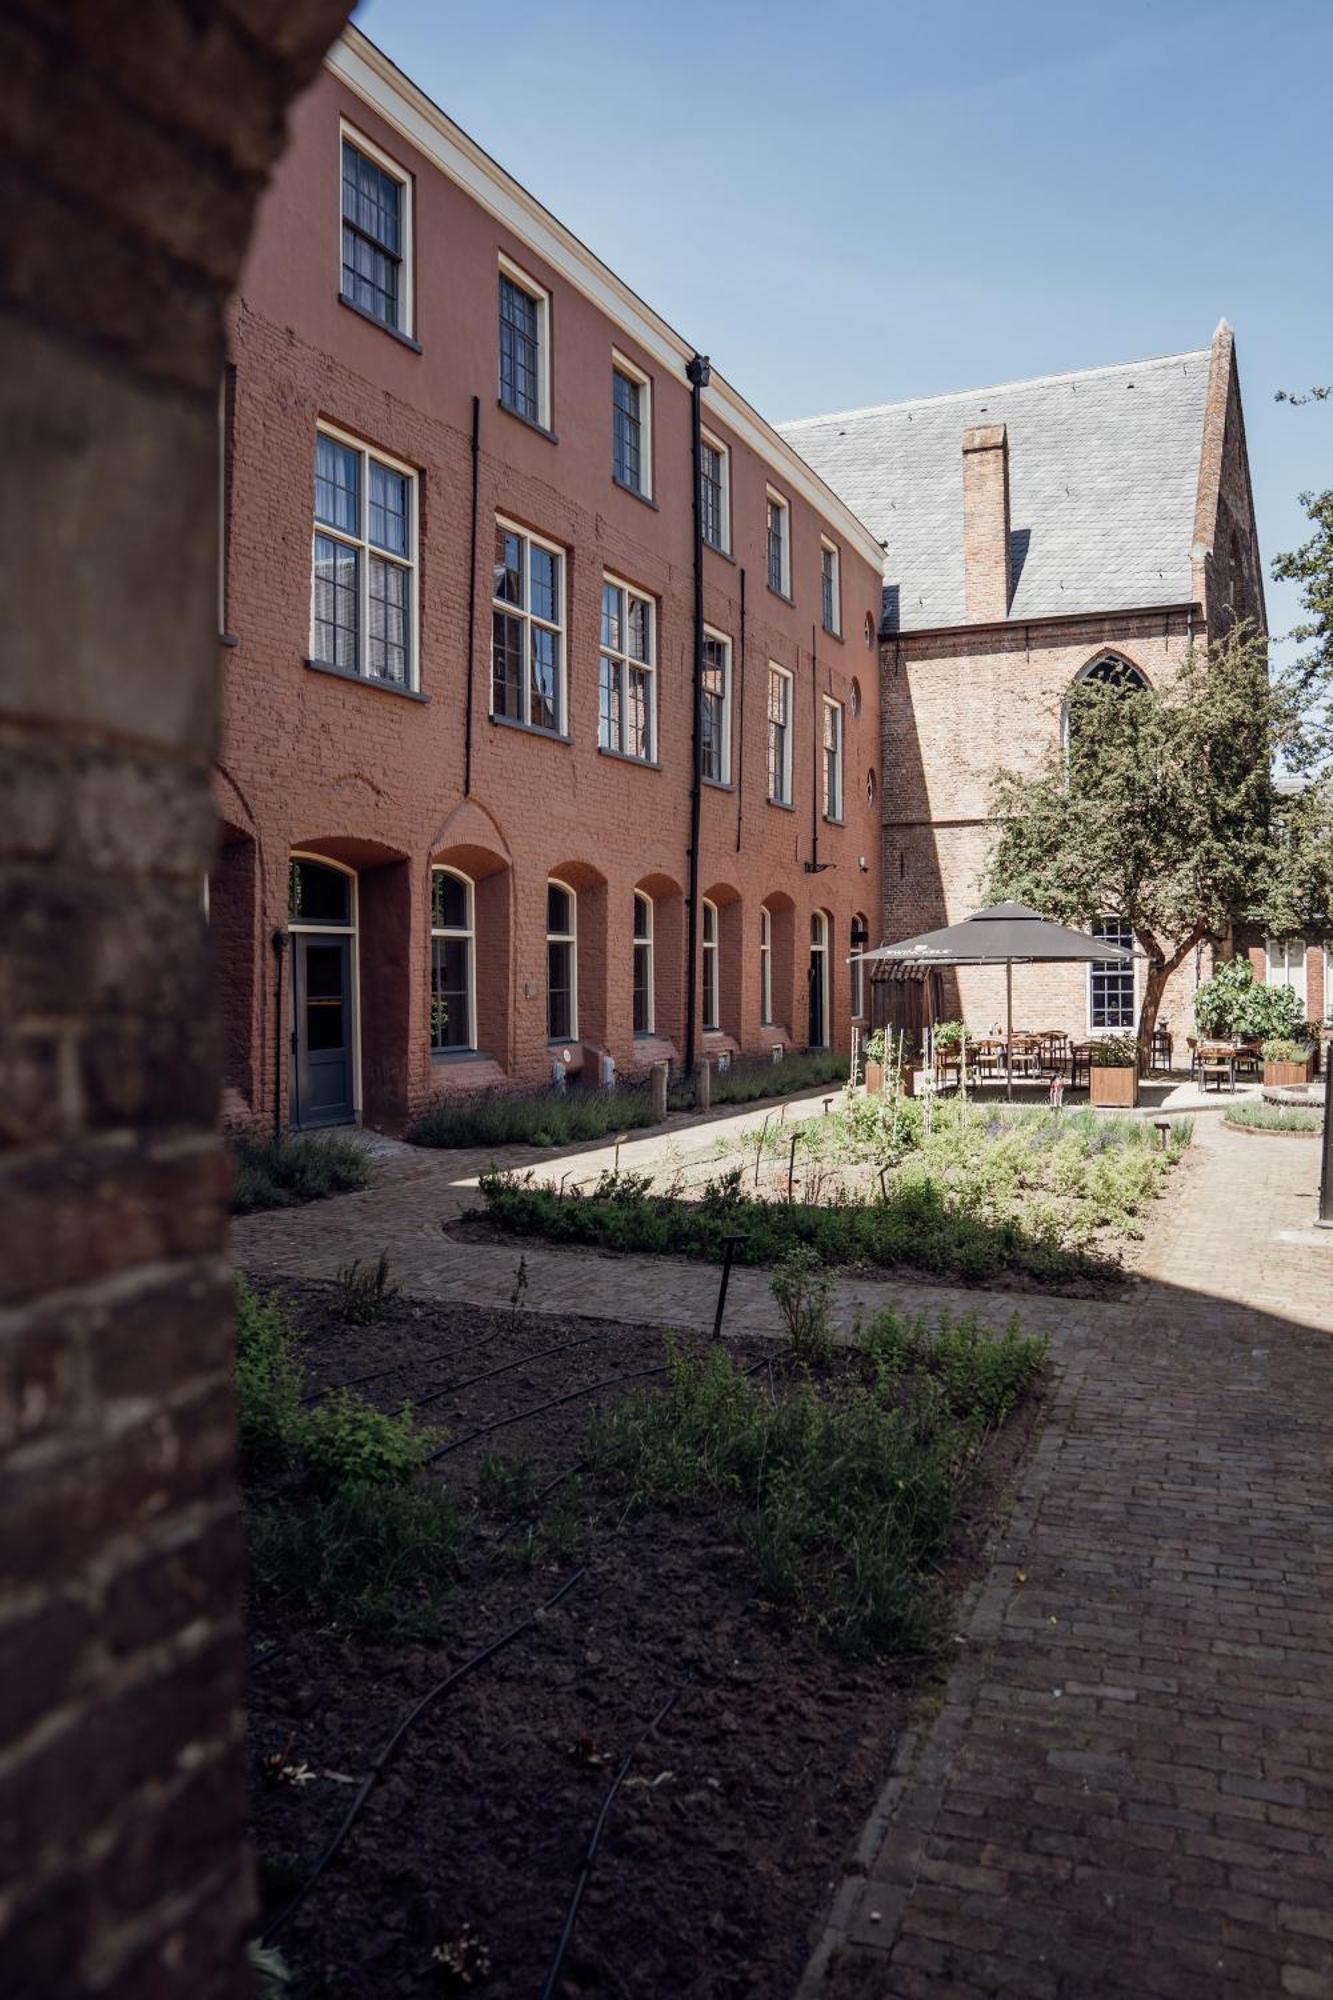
[784,324,1274,1049]
[217,28,885,1132]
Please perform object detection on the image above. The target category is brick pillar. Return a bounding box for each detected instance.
[962,423,1011,623]
[0,6,352,1996]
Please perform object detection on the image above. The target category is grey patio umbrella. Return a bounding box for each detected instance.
[852,902,1134,1099]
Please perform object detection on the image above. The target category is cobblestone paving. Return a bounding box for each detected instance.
[233,1102,1333,1997]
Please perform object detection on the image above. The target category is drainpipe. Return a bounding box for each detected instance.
[463,394,480,797]
[271,927,288,1138]
[684,352,710,1079]
[734,567,747,854]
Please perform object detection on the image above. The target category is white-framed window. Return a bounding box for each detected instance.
[759,905,773,1025]
[766,489,790,596]
[701,629,732,785]
[430,867,475,1052]
[633,891,654,1034]
[311,425,417,687]
[767,665,793,806]
[700,428,730,554]
[340,125,412,336]
[1089,917,1136,1030]
[702,897,720,1031]
[822,697,844,820]
[820,539,842,635]
[810,910,830,1047]
[851,917,866,1021]
[599,575,657,762]
[491,518,566,733]
[498,256,550,428]
[547,880,578,1041]
[1266,937,1308,1008]
[612,351,652,498]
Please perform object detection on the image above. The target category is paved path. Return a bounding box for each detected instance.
[234,1102,1333,1996]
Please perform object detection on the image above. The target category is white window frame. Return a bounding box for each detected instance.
[1266,937,1308,1009]
[822,697,844,821]
[288,851,362,1119]
[766,487,791,597]
[339,121,414,338]
[700,426,731,555]
[702,897,720,1032]
[820,538,842,636]
[430,866,476,1054]
[310,422,419,690]
[546,878,578,1043]
[491,516,567,734]
[633,890,655,1036]
[810,909,830,1048]
[701,626,732,786]
[1088,917,1137,1033]
[611,349,653,499]
[599,573,658,763]
[498,253,551,429]
[759,905,773,1025]
[768,664,793,807]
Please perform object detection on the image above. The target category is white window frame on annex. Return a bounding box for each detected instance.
[611,348,653,500]
[288,850,363,1120]
[599,571,658,763]
[699,425,732,555]
[633,890,655,1035]
[809,909,830,1047]
[1265,936,1308,1009]
[822,695,844,822]
[339,120,415,338]
[546,877,579,1043]
[759,905,773,1025]
[701,896,721,1032]
[820,537,842,636]
[701,625,733,787]
[766,487,791,597]
[310,420,420,690]
[767,663,794,807]
[1087,916,1138,1034]
[429,865,477,1054]
[498,252,552,429]
[491,515,568,735]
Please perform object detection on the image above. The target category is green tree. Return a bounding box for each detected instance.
[983,622,1329,1062]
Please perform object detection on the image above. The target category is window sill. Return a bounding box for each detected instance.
[612,474,658,510]
[498,399,558,444]
[597,745,660,770]
[338,292,422,352]
[821,622,844,644]
[767,795,796,813]
[304,657,429,702]
[702,776,734,793]
[767,584,794,606]
[219,631,239,649]
[823,813,846,827]
[703,539,736,565]
[488,711,571,744]
[431,1047,492,1066]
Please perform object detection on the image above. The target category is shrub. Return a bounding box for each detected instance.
[1194,958,1306,1041]
[301,1390,426,1490]
[668,1047,848,1112]
[1260,1037,1313,1063]
[236,1280,303,1471]
[1224,1100,1323,1134]
[335,1249,400,1324]
[408,1084,658,1149]
[248,1478,461,1635]
[860,1306,1049,1428]
[932,1020,966,1050]
[771,1246,835,1364]
[231,1131,370,1214]
[1088,1034,1138,1067]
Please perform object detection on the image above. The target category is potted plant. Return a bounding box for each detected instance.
[1194,958,1306,1045]
[1261,1036,1316,1087]
[863,1029,915,1097]
[1088,1033,1139,1108]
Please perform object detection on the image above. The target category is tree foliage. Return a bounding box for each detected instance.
[983,622,1330,1053]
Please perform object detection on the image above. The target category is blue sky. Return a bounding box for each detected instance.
[355,0,1331,650]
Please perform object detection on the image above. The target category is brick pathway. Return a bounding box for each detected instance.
[234,1104,1333,1997]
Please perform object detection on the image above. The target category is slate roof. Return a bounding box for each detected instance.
[780,347,1214,633]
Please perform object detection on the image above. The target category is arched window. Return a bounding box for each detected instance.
[759,905,773,1025]
[430,867,474,1051]
[547,879,578,1041]
[809,910,829,1047]
[701,898,720,1031]
[633,891,654,1035]
[1063,654,1150,759]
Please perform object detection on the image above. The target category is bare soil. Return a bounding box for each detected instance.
[246,1281,1044,1999]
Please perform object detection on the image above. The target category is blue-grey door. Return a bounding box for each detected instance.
[291,932,354,1127]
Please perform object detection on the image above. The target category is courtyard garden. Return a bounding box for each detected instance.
[239,1270,1048,1997]
[474,1093,1193,1291]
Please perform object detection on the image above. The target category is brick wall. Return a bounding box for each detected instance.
[0,4,353,1993]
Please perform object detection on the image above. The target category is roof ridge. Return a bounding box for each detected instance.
[780,345,1214,433]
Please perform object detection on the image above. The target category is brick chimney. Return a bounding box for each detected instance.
[962,423,1011,622]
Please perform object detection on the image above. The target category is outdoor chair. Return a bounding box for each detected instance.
[1198,1041,1237,1094]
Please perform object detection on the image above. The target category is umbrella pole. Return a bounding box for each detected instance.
[1006,959,1013,1103]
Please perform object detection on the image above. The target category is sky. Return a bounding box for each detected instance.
[355,0,1331,652]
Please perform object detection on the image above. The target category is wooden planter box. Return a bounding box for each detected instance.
[1090,1064,1138,1108]
[864,1061,914,1098]
[1263,1055,1315,1087]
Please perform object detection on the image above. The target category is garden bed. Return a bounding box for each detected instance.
[242,1276,1047,1998]
[1224,1100,1323,1137]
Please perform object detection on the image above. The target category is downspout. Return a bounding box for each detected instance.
[684,352,710,1078]
[271,928,288,1137]
[463,394,480,797]
[806,624,820,872]
[734,567,747,854]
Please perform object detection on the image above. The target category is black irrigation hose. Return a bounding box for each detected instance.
[259,1566,586,1946]
[424,1365,671,1466]
[405,1328,606,1418]
[537,1686,685,2000]
[301,1319,512,1406]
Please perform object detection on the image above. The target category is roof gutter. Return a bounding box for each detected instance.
[885,600,1200,645]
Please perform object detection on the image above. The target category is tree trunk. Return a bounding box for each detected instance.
[1135,927,1205,1071]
